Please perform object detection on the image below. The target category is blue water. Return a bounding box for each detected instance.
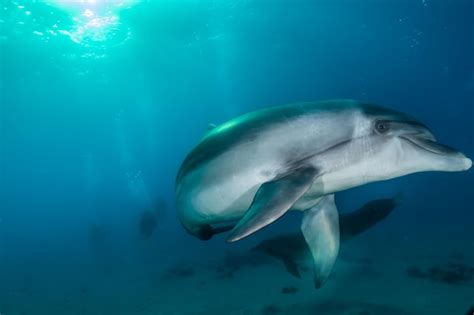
[1,1,473,314]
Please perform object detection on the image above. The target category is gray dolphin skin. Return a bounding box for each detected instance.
[175,99,472,288]
[253,194,402,279]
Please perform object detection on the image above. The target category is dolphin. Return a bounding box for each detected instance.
[175,99,472,288]
[253,194,402,279]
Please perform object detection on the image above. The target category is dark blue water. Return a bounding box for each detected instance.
[1,1,473,314]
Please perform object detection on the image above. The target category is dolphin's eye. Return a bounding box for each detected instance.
[375,120,389,133]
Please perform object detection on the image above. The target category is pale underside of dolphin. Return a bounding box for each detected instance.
[175,99,472,288]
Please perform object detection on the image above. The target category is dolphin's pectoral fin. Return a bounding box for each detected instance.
[301,195,340,289]
[282,257,302,279]
[226,166,319,242]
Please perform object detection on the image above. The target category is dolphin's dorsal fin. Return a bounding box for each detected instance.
[202,123,217,138]
[226,166,319,242]
[301,195,340,289]
[204,123,216,134]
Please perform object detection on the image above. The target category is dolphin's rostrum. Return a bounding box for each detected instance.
[175,100,472,288]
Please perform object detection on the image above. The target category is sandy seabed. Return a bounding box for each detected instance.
[1,233,473,315]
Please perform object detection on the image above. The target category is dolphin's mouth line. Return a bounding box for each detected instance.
[401,135,462,156]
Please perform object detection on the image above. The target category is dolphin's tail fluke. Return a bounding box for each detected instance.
[282,257,302,279]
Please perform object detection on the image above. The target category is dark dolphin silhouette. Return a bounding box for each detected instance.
[253,194,402,278]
